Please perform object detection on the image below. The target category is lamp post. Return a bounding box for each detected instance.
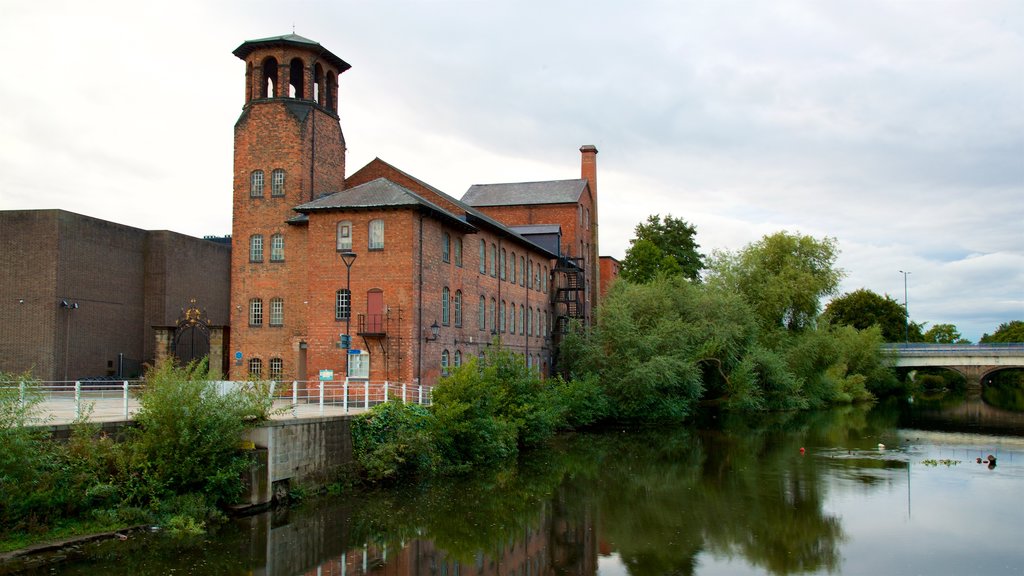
[899,270,911,343]
[60,300,79,381]
[340,251,357,377]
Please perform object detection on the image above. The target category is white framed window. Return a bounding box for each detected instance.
[269,297,284,326]
[270,233,284,262]
[454,290,463,327]
[368,219,384,250]
[347,350,370,379]
[336,221,352,251]
[249,234,264,262]
[442,287,451,325]
[442,232,451,263]
[248,357,263,378]
[336,289,351,321]
[271,169,286,196]
[250,170,264,197]
[249,298,263,326]
[269,357,283,380]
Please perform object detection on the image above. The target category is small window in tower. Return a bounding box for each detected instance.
[368,219,384,250]
[249,234,264,263]
[271,169,286,196]
[314,63,324,104]
[261,57,278,98]
[337,221,352,251]
[249,298,263,326]
[289,58,304,99]
[250,170,264,197]
[269,297,284,327]
[270,233,284,262]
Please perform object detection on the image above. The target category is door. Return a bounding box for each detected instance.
[367,289,384,333]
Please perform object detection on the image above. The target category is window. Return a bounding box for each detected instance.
[510,252,517,284]
[442,287,451,326]
[335,289,351,320]
[270,233,284,262]
[269,357,283,380]
[527,306,532,336]
[520,256,525,286]
[250,170,264,197]
[519,305,525,335]
[479,240,486,274]
[441,350,450,376]
[489,298,496,333]
[500,299,506,333]
[248,357,262,378]
[527,260,533,290]
[269,297,284,326]
[442,233,451,263]
[336,221,352,251]
[454,349,462,368]
[500,248,507,280]
[249,298,263,326]
[542,311,547,337]
[249,234,264,262]
[271,169,286,196]
[490,243,497,277]
[454,290,463,327]
[348,351,370,379]
[478,295,486,330]
[455,238,463,267]
[586,207,590,230]
[510,301,516,334]
[543,265,548,293]
[368,219,384,250]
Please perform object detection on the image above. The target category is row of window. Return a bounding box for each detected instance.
[249,233,285,263]
[475,239,549,292]
[437,289,550,337]
[337,220,385,251]
[247,357,284,380]
[250,169,286,198]
[249,297,284,327]
[439,349,546,376]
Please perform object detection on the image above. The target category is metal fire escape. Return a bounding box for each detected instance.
[553,256,585,335]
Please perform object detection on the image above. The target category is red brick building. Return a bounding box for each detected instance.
[230,34,601,385]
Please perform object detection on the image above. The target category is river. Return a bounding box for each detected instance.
[8,396,1024,575]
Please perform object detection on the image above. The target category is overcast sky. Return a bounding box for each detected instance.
[1,0,1021,341]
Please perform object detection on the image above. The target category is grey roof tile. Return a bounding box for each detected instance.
[462,179,587,207]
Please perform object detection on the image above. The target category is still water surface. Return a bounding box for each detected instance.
[17,398,1024,575]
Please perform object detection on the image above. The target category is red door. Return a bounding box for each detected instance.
[367,289,384,333]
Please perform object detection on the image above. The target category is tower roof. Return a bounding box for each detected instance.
[232,33,351,72]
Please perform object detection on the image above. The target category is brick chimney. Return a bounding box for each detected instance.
[580,145,599,314]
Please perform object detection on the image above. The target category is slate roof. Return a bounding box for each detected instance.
[293,178,475,233]
[462,179,588,207]
[232,34,351,73]
[510,224,562,236]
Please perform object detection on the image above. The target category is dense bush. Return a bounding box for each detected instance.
[351,401,437,482]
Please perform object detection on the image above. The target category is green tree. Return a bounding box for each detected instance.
[922,323,970,344]
[707,231,843,333]
[824,288,917,342]
[619,214,704,283]
[980,320,1024,343]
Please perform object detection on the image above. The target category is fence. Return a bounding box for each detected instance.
[0,379,432,426]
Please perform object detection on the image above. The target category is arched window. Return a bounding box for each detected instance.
[520,256,525,286]
[325,71,337,112]
[269,297,284,326]
[454,349,462,368]
[454,290,463,327]
[336,221,352,251]
[500,299,506,333]
[441,349,450,376]
[510,251,517,283]
[489,298,496,333]
[249,234,264,262]
[527,260,533,290]
[500,248,507,281]
[270,233,284,262]
[490,243,497,277]
[248,357,263,378]
[442,286,450,325]
[519,305,525,335]
[586,207,591,230]
[543,265,548,293]
[479,240,486,274]
[478,295,486,331]
[289,57,304,98]
[442,232,451,263]
[510,301,516,334]
[271,169,286,196]
[250,170,264,197]
[261,57,278,98]
[269,357,283,380]
[314,62,324,104]
[455,237,463,267]
[368,219,384,250]
[249,298,263,326]
[527,306,532,336]
[335,289,351,320]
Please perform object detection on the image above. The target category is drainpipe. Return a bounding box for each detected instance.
[416,213,424,385]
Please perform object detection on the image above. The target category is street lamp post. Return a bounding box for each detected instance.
[340,251,357,377]
[899,270,911,343]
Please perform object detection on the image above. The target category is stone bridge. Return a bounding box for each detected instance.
[881,343,1024,390]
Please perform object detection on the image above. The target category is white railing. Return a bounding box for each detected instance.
[0,379,431,425]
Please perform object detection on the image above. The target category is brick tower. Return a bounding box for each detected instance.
[230,34,351,380]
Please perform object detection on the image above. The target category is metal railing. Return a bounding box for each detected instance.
[0,379,431,425]
[881,343,1024,356]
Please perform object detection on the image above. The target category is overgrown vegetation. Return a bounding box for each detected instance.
[0,360,275,549]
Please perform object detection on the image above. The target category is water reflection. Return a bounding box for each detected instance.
[14,402,1024,576]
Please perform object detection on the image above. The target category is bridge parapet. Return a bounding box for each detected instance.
[880,343,1024,390]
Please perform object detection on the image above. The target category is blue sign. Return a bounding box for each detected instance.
[348,349,362,355]
[234,351,243,360]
